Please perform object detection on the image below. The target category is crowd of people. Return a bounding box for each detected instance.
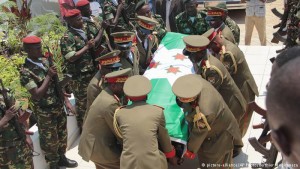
[1,0,300,168]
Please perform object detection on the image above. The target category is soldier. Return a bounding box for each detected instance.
[85,50,122,116]
[20,36,77,169]
[111,32,140,75]
[172,74,241,168]
[183,34,246,157]
[0,93,33,169]
[205,4,236,45]
[135,16,159,74]
[205,29,259,137]
[79,68,132,169]
[114,75,178,169]
[175,0,209,35]
[60,9,98,129]
[135,0,167,43]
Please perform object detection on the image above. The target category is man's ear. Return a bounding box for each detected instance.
[271,126,291,156]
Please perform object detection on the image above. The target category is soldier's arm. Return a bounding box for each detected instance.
[221,51,237,75]
[0,106,17,129]
[104,102,120,137]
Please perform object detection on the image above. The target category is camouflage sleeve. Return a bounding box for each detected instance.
[221,51,238,75]
[60,33,77,61]
[19,69,37,91]
[224,17,240,45]
[102,2,115,20]
[175,13,182,33]
[154,16,167,42]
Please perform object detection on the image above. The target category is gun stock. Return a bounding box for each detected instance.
[248,137,270,157]
[271,8,283,18]
[248,101,267,117]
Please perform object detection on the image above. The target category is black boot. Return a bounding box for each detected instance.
[58,155,78,168]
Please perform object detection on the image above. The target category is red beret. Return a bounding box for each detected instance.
[76,0,89,7]
[22,35,41,44]
[65,9,81,18]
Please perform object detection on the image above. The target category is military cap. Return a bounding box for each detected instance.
[65,9,81,18]
[172,74,202,103]
[105,68,132,83]
[137,15,158,30]
[182,35,209,55]
[76,0,89,7]
[111,31,135,48]
[22,35,41,44]
[202,28,218,41]
[124,75,152,100]
[95,50,121,65]
[205,1,227,21]
[135,0,147,12]
[183,0,196,4]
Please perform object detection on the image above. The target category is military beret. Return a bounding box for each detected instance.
[183,35,209,53]
[172,74,202,103]
[124,75,151,100]
[137,15,158,30]
[202,28,218,41]
[105,68,132,83]
[135,0,147,12]
[65,9,81,18]
[95,50,121,65]
[76,0,89,7]
[22,35,41,44]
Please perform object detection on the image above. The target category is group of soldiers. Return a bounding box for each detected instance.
[0,0,260,168]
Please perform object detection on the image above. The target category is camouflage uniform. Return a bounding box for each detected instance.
[175,11,210,35]
[0,95,33,169]
[224,16,240,45]
[60,24,99,128]
[19,58,67,168]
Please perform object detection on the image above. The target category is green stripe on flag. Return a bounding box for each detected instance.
[160,32,188,50]
[147,78,188,144]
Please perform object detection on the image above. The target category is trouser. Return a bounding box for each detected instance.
[36,106,67,167]
[0,140,33,169]
[245,15,266,46]
[94,161,120,169]
[73,72,95,128]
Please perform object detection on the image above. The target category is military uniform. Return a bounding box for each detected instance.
[153,14,167,42]
[85,50,122,117]
[114,75,175,169]
[20,57,67,169]
[213,38,259,136]
[175,11,209,35]
[79,68,132,169]
[0,95,33,169]
[205,4,237,45]
[183,34,245,154]
[224,16,240,45]
[60,9,98,128]
[111,32,140,75]
[172,74,241,168]
[135,16,159,74]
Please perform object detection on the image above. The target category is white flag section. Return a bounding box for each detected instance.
[143,32,195,144]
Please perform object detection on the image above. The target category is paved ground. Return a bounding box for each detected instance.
[228,0,284,46]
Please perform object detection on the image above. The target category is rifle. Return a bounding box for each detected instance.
[247,101,278,169]
[45,46,74,116]
[271,8,283,18]
[0,79,25,139]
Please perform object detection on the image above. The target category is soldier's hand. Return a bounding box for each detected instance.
[86,39,95,49]
[47,65,57,78]
[26,135,34,150]
[101,20,109,29]
[168,156,179,166]
[65,100,77,116]
[3,106,18,121]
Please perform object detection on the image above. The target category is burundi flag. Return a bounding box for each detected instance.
[144,32,194,144]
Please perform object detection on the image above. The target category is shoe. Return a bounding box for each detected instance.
[58,155,78,168]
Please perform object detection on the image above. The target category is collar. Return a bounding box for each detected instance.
[26,58,47,70]
[70,26,87,41]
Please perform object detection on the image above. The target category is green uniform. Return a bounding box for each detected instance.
[60,26,98,128]
[0,95,33,169]
[218,23,236,45]
[224,16,240,45]
[218,39,259,136]
[79,88,121,169]
[135,34,158,74]
[175,11,209,35]
[20,58,67,168]
[153,14,167,43]
[174,75,241,168]
[115,101,172,169]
